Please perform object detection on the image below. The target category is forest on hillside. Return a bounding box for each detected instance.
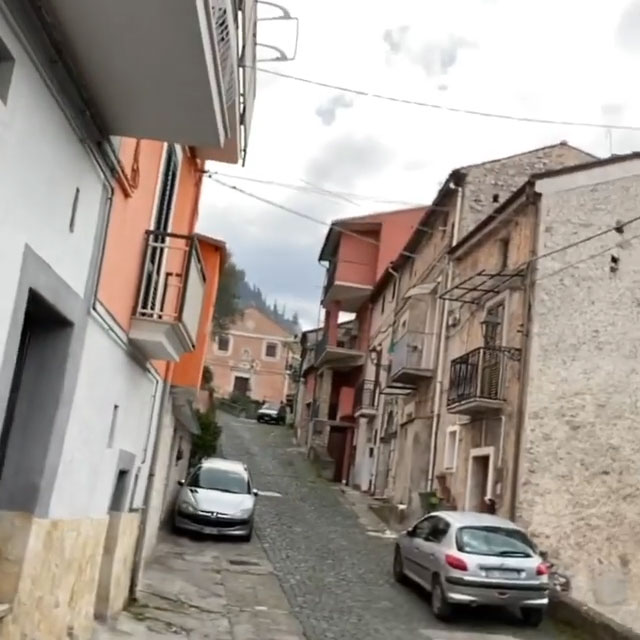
[212,255,301,335]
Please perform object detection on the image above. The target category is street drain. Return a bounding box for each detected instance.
[228,558,261,567]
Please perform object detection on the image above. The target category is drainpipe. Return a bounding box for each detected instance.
[370,267,400,495]
[427,182,463,491]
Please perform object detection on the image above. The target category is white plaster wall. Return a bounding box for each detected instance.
[0,12,106,358]
[519,168,640,618]
[49,319,162,519]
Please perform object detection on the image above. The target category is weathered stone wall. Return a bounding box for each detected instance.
[459,143,595,239]
[519,168,640,628]
[0,511,107,640]
[95,512,141,621]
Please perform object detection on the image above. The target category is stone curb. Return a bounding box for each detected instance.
[550,592,640,640]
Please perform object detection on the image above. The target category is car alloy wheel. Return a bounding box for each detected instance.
[431,576,453,621]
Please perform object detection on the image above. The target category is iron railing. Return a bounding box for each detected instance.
[355,379,377,413]
[323,260,337,299]
[314,333,328,364]
[447,346,508,408]
[134,231,206,346]
[389,331,432,378]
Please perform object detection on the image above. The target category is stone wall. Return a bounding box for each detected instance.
[519,167,640,629]
[0,511,107,640]
[459,143,595,239]
[95,512,141,621]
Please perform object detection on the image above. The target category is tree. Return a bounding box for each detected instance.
[212,255,244,333]
[191,407,222,462]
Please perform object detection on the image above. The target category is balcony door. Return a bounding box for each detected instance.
[140,145,180,317]
[480,301,505,399]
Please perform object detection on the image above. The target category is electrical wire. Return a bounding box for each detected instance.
[211,178,421,258]
[205,170,427,207]
[254,67,640,132]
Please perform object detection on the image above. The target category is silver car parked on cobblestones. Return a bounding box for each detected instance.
[174,458,258,541]
[393,511,549,627]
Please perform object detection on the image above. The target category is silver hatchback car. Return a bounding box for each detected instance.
[394,511,549,627]
[174,458,258,541]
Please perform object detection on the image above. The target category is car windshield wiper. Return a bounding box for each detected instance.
[209,488,242,494]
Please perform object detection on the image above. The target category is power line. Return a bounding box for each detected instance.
[255,67,640,132]
[211,178,420,259]
[205,170,425,207]
[537,230,640,282]
[212,176,640,295]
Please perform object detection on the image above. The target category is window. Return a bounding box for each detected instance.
[216,334,231,353]
[187,465,249,494]
[413,516,450,544]
[498,237,510,270]
[444,426,459,471]
[264,341,279,359]
[0,35,15,106]
[456,526,536,558]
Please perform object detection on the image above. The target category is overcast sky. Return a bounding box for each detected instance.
[197,0,640,328]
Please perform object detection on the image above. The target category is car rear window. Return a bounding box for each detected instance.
[456,526,536,558]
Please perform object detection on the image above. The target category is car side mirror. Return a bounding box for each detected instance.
[177,480,184,487]
[253,489,259,497]
[406,526,416,537]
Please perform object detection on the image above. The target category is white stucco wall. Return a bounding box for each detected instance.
[519,163,640,626]
[49,319,163,519]
[0,11,106,357]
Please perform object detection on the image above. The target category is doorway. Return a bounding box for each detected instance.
[232,375,250,397]
[465,447,494,512]
[0,289,73,502]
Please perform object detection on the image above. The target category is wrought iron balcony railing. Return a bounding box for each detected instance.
[354,379,377,414]
[447,346,517,411]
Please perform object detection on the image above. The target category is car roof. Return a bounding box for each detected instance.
[430,511,521,529]
[198,457,248,473]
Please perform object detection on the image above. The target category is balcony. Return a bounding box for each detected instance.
[354,380,377,417]
[389,332,435,387]
[447,347,513,415]
[314,333,365,370]
[322,260,374,313]
[33,0,256,161]
[130,231,206,361]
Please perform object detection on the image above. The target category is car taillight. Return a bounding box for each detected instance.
[445,554,468,572]
[536,563,550,576]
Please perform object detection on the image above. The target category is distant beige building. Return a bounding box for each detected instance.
[208,307,296,404]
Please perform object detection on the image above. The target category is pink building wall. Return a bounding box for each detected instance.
[375,208,425,279]
[335,232,378,286]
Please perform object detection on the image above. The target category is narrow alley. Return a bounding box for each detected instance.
[105,412,585,640]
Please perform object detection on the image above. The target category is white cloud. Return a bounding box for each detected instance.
[198,0,640,328]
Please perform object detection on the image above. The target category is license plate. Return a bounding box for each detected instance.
[486,569,519,579]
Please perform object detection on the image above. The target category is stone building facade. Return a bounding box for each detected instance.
[430,152,640,631]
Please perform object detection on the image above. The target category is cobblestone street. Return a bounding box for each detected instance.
[219,413,583,640]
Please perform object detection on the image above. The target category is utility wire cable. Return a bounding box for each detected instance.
[254,67,640,132]
[212,178,419,259]
[205,170,425,207]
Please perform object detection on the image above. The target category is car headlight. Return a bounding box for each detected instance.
[179,500,197,514]
[232,507,253,518]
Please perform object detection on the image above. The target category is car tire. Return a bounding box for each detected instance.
[241,527,253,542]
[431,575,453,621]
[393,546,407,584]
[521,607,544,627]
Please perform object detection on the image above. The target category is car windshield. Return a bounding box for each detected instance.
[456,526,536,558]
[261,404,277,411]
[188,466,249,494]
